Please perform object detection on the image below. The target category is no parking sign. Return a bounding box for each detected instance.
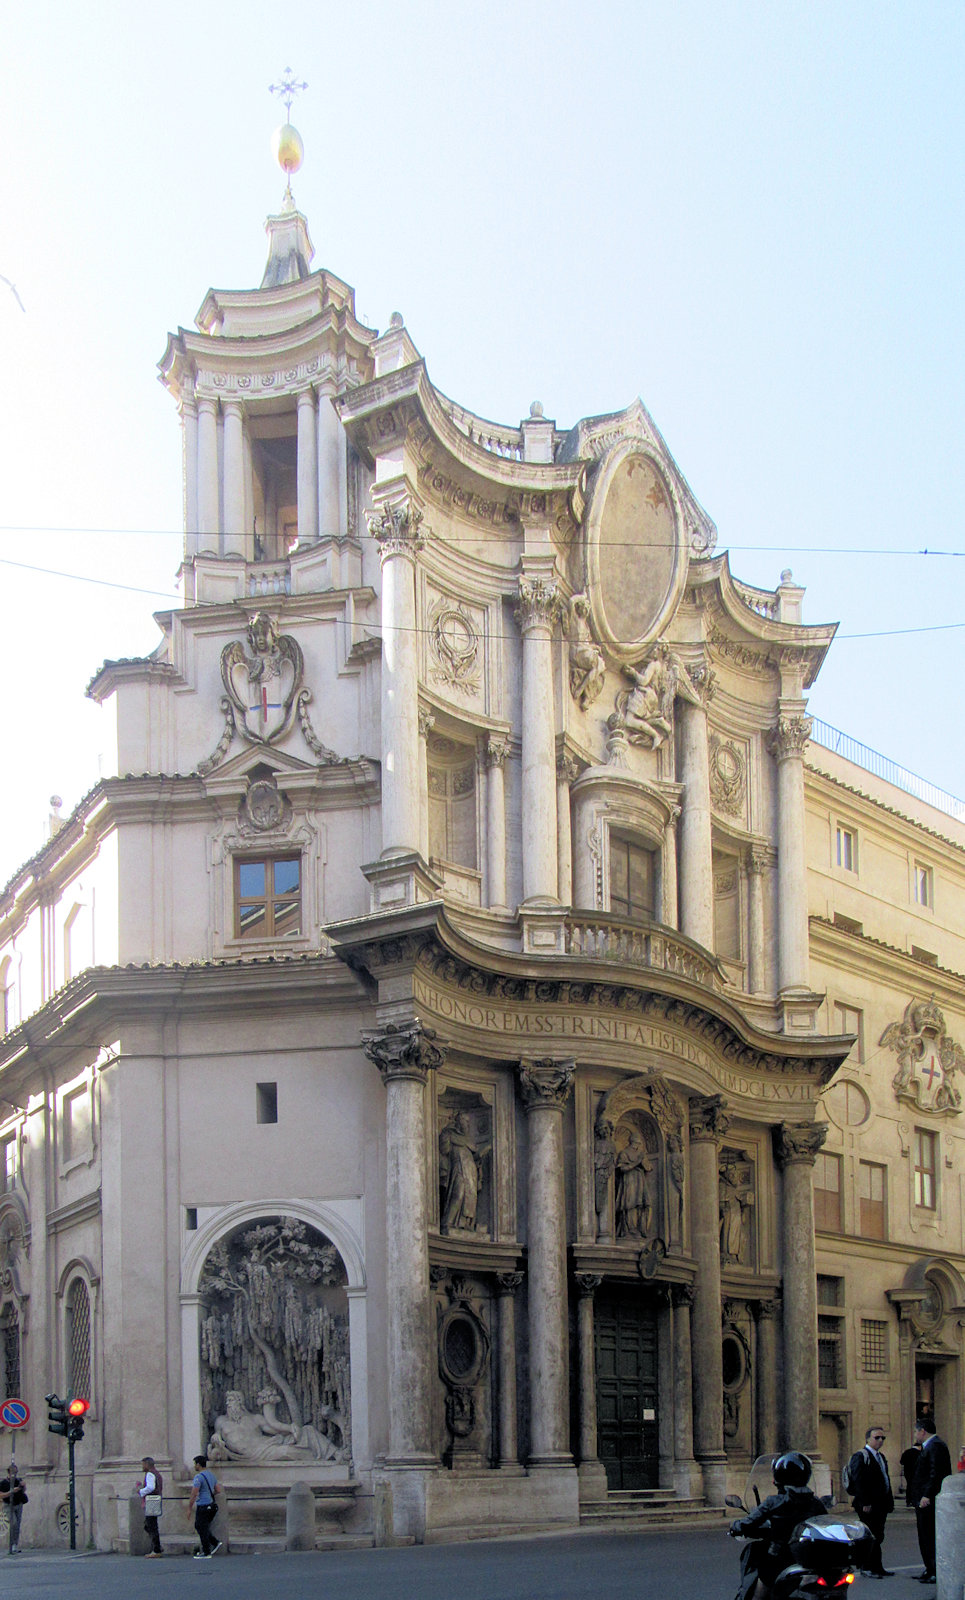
[0,1400,29,1429]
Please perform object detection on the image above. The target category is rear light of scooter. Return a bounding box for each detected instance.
[816,1577,854,1589]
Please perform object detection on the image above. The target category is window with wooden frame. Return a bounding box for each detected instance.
[609,835,656,921]
[914,862,934,909]
[914,1128,938,1210]
[859,1160,887,1240]
[813,1151,843,1232]
[835,825,857,872]
[234,855,301,939]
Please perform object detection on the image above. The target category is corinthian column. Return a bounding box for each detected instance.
[180,395,199,556]
[197,396,220,547]
[296,388,319,545]
[678,672,715,950]
[361,1021,443,1462]
[768,714,812,994]
[688,1093,730,1504]
[670,1284,698,1496]
[775,1122,826,1454]
[485,736,510,908]
[575,1272,608,1501]
[370,503,427,858]
[753,1296,781,1455]
[518,1059,575,1465]
[516,577,563,901]
[222,400,246,558]
[418,708,435,864]
[556,754,579,907]
[746,847,769,995]
[495,1272,523,1468]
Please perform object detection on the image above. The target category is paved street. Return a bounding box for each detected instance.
[0,1515,935,1600]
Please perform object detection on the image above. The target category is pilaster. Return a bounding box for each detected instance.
[774,1121,826,1453]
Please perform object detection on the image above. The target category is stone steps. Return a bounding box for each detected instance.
[580,1492,730,1530]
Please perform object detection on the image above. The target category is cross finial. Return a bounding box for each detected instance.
[269,67,308,120]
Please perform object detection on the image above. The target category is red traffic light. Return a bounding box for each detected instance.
[67,1398,89,1417]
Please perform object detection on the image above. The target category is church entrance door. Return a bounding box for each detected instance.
[595,1283,659,1489]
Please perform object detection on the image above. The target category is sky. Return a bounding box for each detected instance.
[1,0,964,884]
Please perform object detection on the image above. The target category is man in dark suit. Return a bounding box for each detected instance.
[847,1425,895,1577]
[910,1415,952,1582]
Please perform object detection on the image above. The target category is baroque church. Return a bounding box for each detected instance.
[1,117,964,1549]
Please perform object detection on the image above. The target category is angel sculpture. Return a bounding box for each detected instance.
[879,997,965,1113]
[608,641,701,750]
[567,594,607,711]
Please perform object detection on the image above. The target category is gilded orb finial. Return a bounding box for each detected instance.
[269,67,308,207]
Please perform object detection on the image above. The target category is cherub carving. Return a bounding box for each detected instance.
[880,997,965,1113]
[608,641,701,750]
[567,593,606,711]
[220,613,304,746]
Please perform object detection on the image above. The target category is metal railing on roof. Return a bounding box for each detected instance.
[810,720,965,822]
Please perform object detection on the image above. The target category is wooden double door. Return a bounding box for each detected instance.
[595,1283,660,1490]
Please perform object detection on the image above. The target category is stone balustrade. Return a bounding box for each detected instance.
[564,914,724,992]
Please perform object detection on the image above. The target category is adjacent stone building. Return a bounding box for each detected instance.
[1,154,963,1546]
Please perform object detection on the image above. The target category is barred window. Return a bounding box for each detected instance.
[818,1315,844,1387]
[0,1303,20,1398]
[0,1136,15,1194]
[861,1319,888,1373]
[66,1279,92,1400]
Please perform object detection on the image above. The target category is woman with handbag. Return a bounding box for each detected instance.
[137,1456,163,1556]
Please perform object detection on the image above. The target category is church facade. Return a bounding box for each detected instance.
[1,179,963,1547]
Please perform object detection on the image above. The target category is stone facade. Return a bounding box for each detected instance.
[0,189,963,1547]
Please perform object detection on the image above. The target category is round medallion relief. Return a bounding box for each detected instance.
[824,1079,870,1128]
[584,442,688,663]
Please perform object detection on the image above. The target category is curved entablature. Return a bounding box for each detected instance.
[691,552,837,689]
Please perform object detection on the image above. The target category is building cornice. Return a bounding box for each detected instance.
[809,915,965,997]
[806,761,965,857]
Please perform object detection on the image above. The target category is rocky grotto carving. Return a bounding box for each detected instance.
[880,997,965,1113]
[199,1216,350,1465]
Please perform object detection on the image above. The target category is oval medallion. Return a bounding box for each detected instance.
[584,443,688,663]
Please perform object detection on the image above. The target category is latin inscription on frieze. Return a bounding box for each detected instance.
[413,978,815,1104]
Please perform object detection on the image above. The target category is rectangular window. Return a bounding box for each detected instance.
[813,1151,843,1232]
[0,1135,15,1194]
[833,1003,864,1063]
[914,863,933,908]
[914,1129,938,1209]
[860,1319,888,1373]
[62,1085,91,1165]
[817,1275,843,1307]
[610,837,655,921]
[859,1160,887,1240]
[836,826,856,872]
[427,756,478,869]
[235,855,301,939]
[818,1316,844,1387]
[256,1081,278,1124]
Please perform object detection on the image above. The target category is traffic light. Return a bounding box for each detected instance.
[66,1398,89,1443]
[46,1393,69,1438]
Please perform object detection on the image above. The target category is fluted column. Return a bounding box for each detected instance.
[485,736,509,908]
[516,577,563,901]
[370,503,427,857]
[688,1093,730,1504]
[671,1284,698,1495]
[556,754,579,907]
[181,396,199,556]
[769,714,812,994]
[518,1059,575,1464]
[753,1296,780,1455]
[197,397,220,546]
[746,847,768,994]
[496,1272,523,1468]
[775,1123,825,1454]
[222,400,246,558]
[678,689,714,949]
[361,1022,443,1462]
[296,388,319,545]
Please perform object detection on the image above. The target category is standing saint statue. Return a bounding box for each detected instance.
[615,1124,657,1239]
[439,1111,490,1234]
[718,1158,755,1264]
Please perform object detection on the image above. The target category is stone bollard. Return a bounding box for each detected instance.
[936,1472,965,1600]
[92,1483,118,1552]
[128,1495,152,1556]
[373,1480,393,1548]
[286,1481,315,1552]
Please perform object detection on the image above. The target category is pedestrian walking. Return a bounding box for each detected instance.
[187,1453,223,1559]
[845,1425,894,1577]
[910,1415,952,1583]
[0,1464,27,1554]
[137,1455,164,1557]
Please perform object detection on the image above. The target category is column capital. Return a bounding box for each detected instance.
[671,1282,697,1309]
[574,1272,602,1298]
[767,713,813,762]
[752,1295,781,1322]
[367,501,428,562]
[496,1270,524,1296]
[774,1120,827,1169]
[418,707,436,740]
[515,575,565,633]
[296,386,317,410]
[685,658,718,705]
[517,1058,575,1112]
[688,1093,730,1143]
[222,396,244,418]
[557,751,581,785]
[485,734,511,769]
[197,394,218,417]
[745,844,774,876]
[361,1020,444,1085]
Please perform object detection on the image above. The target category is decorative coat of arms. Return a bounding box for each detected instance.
[880,997,965,1113]
[221,613,304,745]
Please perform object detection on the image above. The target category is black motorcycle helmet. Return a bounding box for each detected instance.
[773,1451,813,1488]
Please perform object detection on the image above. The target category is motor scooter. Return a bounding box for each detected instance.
[726,1455,874,1599]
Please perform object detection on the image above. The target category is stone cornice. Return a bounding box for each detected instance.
[805,762,965,858]
[689,553,836,688]
[809,915,965,993]
[326,901,852,1089]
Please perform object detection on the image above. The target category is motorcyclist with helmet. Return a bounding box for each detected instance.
[729,1452,829,1599]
